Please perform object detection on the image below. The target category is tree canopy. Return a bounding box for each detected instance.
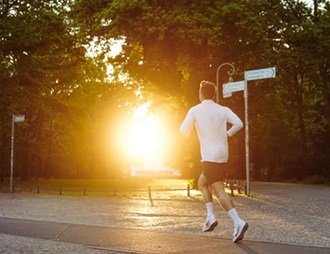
[0,0,329,182]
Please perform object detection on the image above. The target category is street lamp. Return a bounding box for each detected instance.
[216,63,235,103]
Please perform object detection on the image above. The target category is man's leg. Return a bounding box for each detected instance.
[211,181,248,242]
[198,174,218,232]
[198,173,213,203]
[210,181,234,211]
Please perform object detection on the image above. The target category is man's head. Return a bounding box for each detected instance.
[199,80,216,101]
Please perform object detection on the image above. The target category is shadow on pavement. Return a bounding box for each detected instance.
[0,217,329,254]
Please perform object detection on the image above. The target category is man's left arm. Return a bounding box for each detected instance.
[226,108,243,137]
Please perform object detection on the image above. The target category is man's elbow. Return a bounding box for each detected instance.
[237,120,243,130]
[234,122,244,134]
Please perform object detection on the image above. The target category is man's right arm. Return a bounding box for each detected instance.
[179,109,194,136]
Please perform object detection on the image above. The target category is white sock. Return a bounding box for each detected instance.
[205,202,215,219]
[228,208,242,225]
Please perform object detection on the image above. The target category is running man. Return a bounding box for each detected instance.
[179,80,248,243]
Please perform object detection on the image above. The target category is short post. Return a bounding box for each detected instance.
[187,184,190,197]
[230,180,234,196]
[36,184,40,194]
[83,187,86,196]
[148,186,153,206]
[59,186,62,195]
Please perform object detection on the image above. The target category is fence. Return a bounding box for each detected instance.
[1,178,246,206]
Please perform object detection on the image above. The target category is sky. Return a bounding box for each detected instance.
[303,0,313,6]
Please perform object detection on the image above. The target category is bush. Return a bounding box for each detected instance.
[302,175,330,185]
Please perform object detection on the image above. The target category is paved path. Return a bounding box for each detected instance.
[0,216,329,254]
[0,181,330,253]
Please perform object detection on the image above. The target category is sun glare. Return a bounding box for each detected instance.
[126,114,162,159]
[114,101,180,177]
[122,102,164,162]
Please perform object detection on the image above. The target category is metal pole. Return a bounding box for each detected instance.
[216,63,235,104]
[243,76,250,196]
[216,67,220,103]
[10,115,15,193]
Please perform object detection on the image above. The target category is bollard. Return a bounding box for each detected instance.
[148,186,153,206]
[59,186,62,196]
[83,187,86,196]
[187,184,190,197]
[36,184,40,194]
[230,180,234,196]
[238,180,242,194]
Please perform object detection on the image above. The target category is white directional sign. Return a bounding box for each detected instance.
[223,91,232,98]
[245,67,276,81]
[13,115,25,123]
[223,80,245,98]
[223,80,244,93]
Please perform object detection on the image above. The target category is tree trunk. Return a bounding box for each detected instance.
[313,0,319,22]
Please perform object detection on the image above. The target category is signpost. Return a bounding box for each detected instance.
[223,67,276,196]
[244,67,275,196]
[10,114,25,193]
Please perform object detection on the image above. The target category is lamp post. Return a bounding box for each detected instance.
[216,63,235,103]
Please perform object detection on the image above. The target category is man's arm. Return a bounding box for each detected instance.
[179,109,195,136]
[226,108,243,137]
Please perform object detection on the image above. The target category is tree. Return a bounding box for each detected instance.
[72,0,330,180]
[1,0,328,181]
[0,0,104,179]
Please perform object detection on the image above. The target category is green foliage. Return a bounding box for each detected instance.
[0,0,106,179]
[0,0,329,181]
[71,0,330,180]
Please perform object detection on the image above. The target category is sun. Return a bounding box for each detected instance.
[112,101,181,177]
[121,102,164,162]
[126,114,162,159]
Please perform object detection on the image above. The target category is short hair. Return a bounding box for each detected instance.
[200,80,216,99]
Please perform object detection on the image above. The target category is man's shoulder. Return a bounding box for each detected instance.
[211,103,230,112]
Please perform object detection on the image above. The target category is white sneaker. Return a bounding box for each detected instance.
[202,216,218,232]
[232,220,248,242]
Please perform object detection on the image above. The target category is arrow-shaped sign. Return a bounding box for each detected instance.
[245,67,276,81]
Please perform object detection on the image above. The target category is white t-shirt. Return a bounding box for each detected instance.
[179,99,243,163]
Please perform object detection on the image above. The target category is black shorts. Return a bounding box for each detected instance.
[202,161,229,185]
